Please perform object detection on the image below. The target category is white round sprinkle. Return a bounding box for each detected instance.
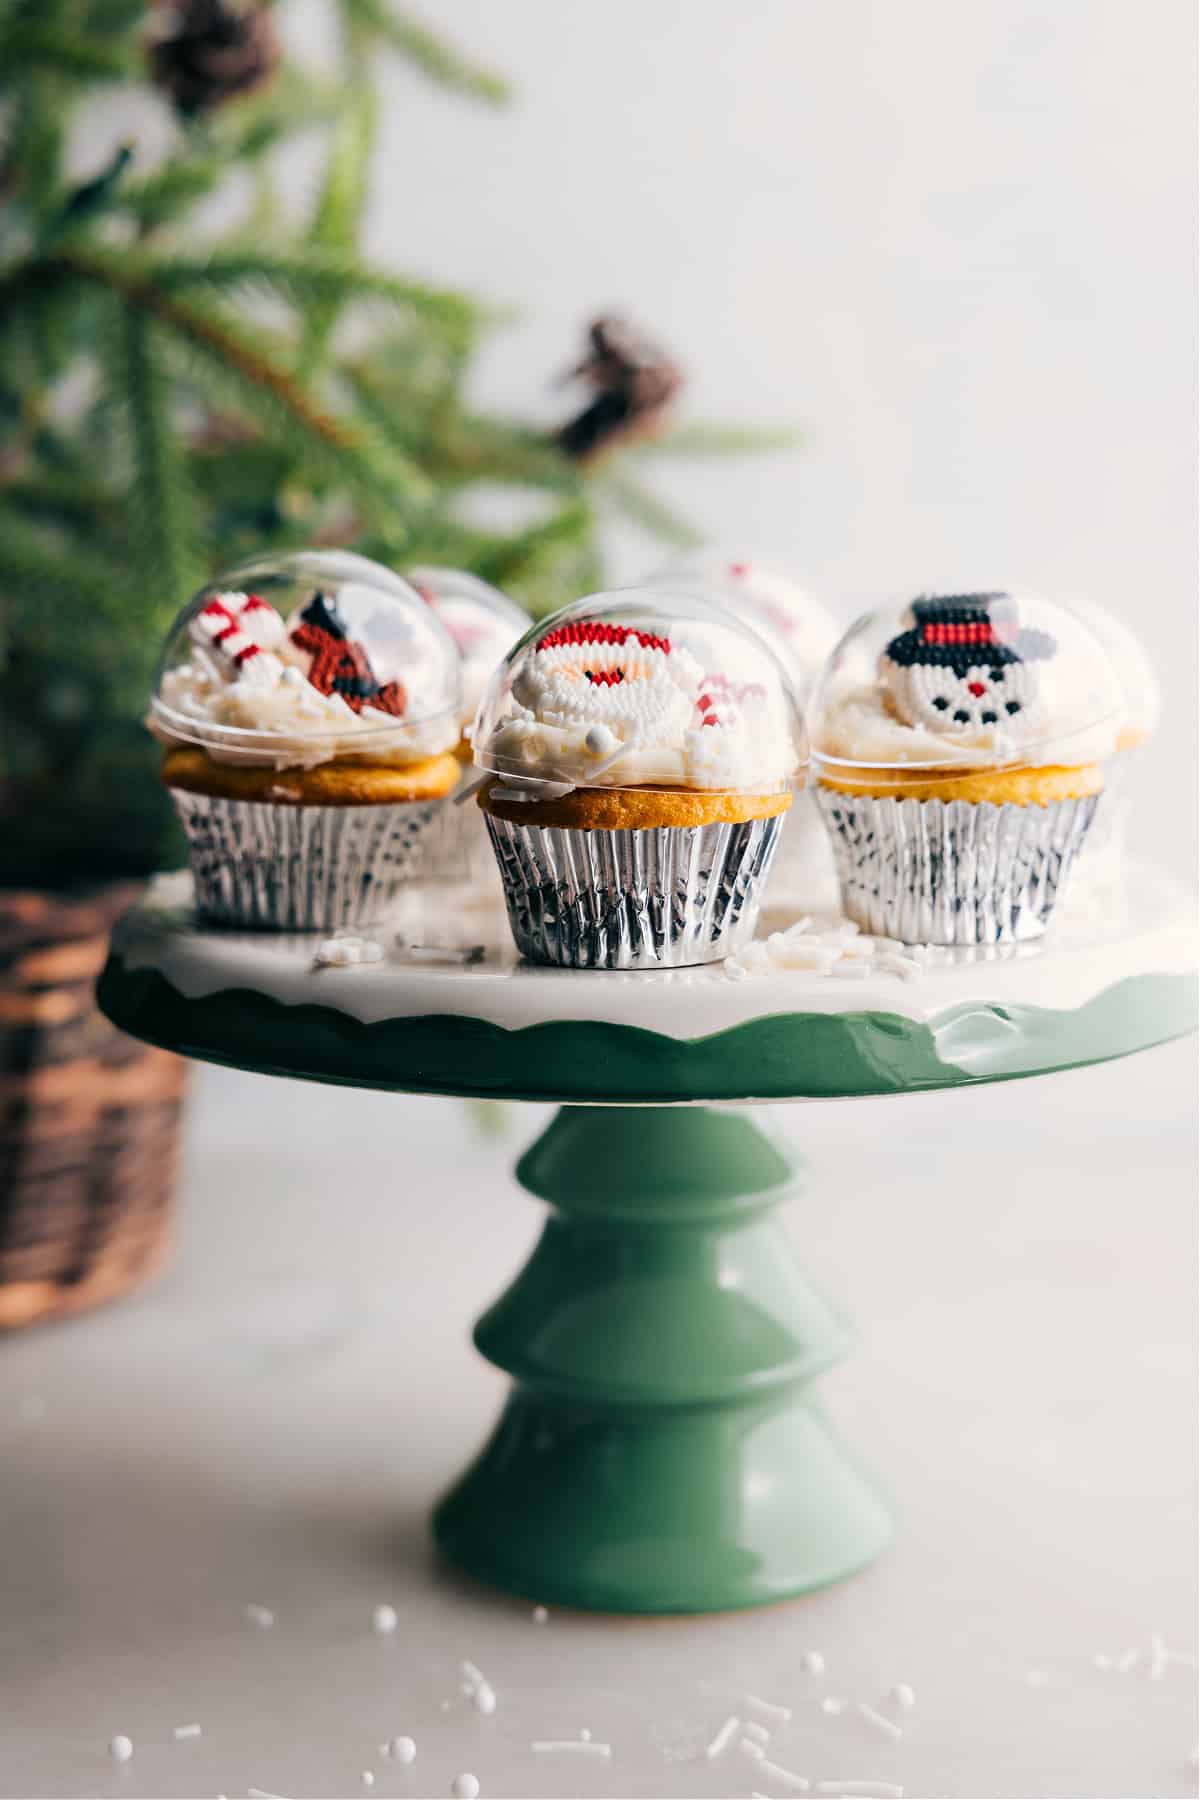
[109,1736,134,1764]
[245,1604,274,1629]
[804,1650,826,1675]
[372,1604,398,1635]
[820,1696,845,1714]
[362,1774,374,1789]
[891,1683,916,1710]
[388,1737,416,1765]
[532,1605,548,1623]
[474,1685,497,1715]
[579,1729,592,1742]
[451,1776,480,1799]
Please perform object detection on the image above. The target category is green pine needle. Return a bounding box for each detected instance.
[343,0,510,105]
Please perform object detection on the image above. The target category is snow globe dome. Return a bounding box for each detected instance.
[809,589,1125,789]
[472,587,807,797]
[404,566,529,734]
[1060,595,1161,752]
[149,549,461,767]
[648,551,840,699]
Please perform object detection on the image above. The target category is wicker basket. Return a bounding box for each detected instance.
[0,885,186,1331]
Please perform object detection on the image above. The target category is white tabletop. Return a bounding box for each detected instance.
[0,1043,1195,1800]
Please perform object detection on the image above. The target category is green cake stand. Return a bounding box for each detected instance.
[98,865,1197,1614]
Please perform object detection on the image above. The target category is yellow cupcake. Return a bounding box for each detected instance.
[809,591,1125,945]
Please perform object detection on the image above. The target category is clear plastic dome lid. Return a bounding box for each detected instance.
[648,551,840,695]
[149,550,462,766]
[404,566,529,729]
[472,588,807,796]
[810,590,1126,783]
[1061,595,1160,744]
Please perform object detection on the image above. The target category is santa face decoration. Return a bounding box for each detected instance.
[880,596,1055,740]
[515,619,706,743]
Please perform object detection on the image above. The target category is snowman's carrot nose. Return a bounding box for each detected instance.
[967,680,987,696]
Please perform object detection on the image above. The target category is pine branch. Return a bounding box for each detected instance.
[471,499,595,587]
[43,247,433,524]
[121,156,229,234]
[104,303,201,601]
[343,0,509,105]
[0,21,136,82]
[298,82,377,373]
[632,421,802,457]
[593,468,704,549]
[0,504,138,632]
[148,248,481,346]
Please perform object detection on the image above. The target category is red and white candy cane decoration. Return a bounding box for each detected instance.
[190,591,286,683]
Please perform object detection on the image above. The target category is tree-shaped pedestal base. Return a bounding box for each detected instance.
[433,1106,891,1613]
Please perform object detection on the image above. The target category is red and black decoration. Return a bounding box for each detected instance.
[885,596,1055,677]
[291,593,406,717]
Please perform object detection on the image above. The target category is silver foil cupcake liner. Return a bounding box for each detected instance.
[813,788,1099,945]
[169,790,441,929]
[483,813,783,969]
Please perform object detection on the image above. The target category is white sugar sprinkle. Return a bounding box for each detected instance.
[385,1737,416,1764]
[705,1715,741,1759]
[173,1723,202,1739]
[372,1604,398,1635]
[743,1719,771,1743]
[245,1604,274,1629]
[474,1685,497,1716]
[746,1693,792,1722]
[890,1683,916,1710]
[531,1741,611,1757]
[532,1605,548,1623]
[1114,1649,1140,1673]
[757,1757,811,1791]
[579,1730,591,1741]
[451,1780,479,1800]
[109,1736,133,1764]
[858,1702,903,1742]
[1093,1652,1113,1671]
[361,1774,374,1789]
[803,1650,826,1676]
[821,1696,847,1714]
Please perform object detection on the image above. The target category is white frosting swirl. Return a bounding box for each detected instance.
[151,591,458,770]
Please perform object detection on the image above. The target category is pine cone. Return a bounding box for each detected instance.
[148,0,279,116]
[556,315,684,464]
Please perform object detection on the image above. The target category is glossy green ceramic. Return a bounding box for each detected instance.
[432,1106,892,1612]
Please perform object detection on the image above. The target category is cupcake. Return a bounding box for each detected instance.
[472,590,806,968]
[810,591,1124,945]
[404,567,529,888]
[148,550,462,928]
[650,553,842,906]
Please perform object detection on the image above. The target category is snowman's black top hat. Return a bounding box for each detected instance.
[885,593,1056,676]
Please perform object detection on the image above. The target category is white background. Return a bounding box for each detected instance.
[4,5,1195,1798]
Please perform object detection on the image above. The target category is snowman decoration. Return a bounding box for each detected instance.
[880,594,1055,740]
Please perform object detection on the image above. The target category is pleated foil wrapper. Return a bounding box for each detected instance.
[169,790,441,929]
[483,813,783,969]
[813,787,1099,945]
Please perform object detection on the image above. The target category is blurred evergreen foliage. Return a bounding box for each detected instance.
[0,0,793,883]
